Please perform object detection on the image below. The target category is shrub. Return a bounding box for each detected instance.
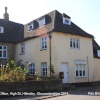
[0,60,28,82]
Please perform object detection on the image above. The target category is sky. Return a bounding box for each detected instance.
[0,0,100,44]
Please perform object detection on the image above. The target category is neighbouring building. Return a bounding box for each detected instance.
[0,7,100,83]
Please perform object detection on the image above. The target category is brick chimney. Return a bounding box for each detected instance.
[4,7,9,21]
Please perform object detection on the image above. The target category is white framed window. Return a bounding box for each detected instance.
[42,62,47,76]
[75,64,86,77]
[21,43,25,54]
[70,38,79,49]
[0,27,4,33]
[0,45,7,58]
[97,50,100,57]
[29,64,35,75]
[63,17,71,25]
[28,22,34,31]
[41,36,47,50]
[39,18,45,27]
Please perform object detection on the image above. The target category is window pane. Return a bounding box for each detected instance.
[83,71,85,76]
[73,39,75,48]
[43,68,45,71]
[0,51,2,57]
[80,71,82,76]
[78,65,82,70]
[45,37,46,40]
[43,72,45,75]
[76,65,78,70]
[73,42,75,48]
[3,51,6,57]
[83,65,85,70]
[42,38,44,41]
[29,25,32,30]
[41,37,47,50]
[70,39,72,47]
[21,43,25,54]
[76,71,78,76]
[0,46,2,49]
[3,46,7,49]
[45,41,47,45]
[76,40,79,48]
[65,20,69,23]
[42,42,44,46]
[45,45,47,49]
[39,18,45,27]
[29,64,35,75]
[42,62,47,76]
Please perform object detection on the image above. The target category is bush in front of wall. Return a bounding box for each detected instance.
[0,60,28,82]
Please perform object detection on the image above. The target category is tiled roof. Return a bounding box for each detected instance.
[0,10,94,43]
[0,19,24,43]
[54,10,94,38]
[24,10,55,38]
[93,39,100,50]
[92,39,100,58]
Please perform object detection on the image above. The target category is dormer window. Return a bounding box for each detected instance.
[97,50,100,57]
[28,22,34,31]
[63,17,71,25]
[0,27,4,33]
[39,17,45,27]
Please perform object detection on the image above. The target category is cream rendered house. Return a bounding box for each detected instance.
[0,8,100,83]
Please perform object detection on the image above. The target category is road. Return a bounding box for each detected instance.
[0,90,100,100]
[45,91,100,100]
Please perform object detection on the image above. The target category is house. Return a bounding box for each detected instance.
[0,7,100,83]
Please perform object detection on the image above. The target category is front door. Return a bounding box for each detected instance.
[61,63,69,83]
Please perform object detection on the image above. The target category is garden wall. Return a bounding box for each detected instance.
[0,80,62,92]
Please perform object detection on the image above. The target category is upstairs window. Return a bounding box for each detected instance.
[28,22,34,31]
[70,38,79,49]
[0,45,7,58]
[20,43,25,54]
[29,64,35,75]
[0,27,4,33]
[41,36,47,50]
[42,62,47,76]
[63,17,71,25]
[39,17,45,27]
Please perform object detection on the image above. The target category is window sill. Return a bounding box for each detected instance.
[0,57,7,59]
[75,76,87,78]
[20,53,25,55]
[70,47,80,50]
[40,49,47,51]
[39,25,45,28]
[28,29,33,32]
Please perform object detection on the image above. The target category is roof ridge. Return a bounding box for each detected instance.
[0,18,23,25]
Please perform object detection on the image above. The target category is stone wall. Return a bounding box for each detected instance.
[0,80,62,92]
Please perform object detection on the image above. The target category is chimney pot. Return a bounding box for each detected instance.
[4,7,9,21]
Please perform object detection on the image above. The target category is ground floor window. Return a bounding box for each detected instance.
[42,62,47,76]
[75,64,86,77]
[29,64,35,75]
